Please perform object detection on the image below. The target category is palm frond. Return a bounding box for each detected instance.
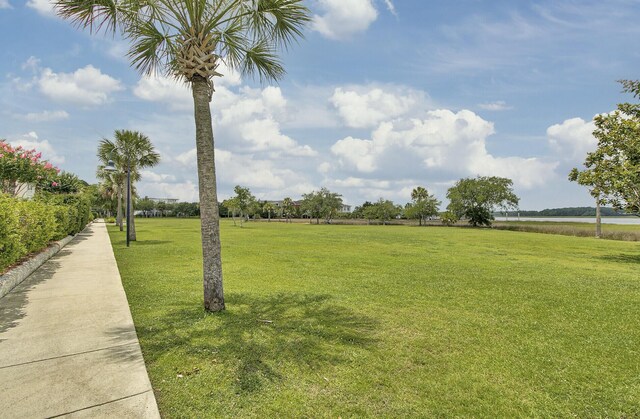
[241,38,285,82]
[54,0,123,34]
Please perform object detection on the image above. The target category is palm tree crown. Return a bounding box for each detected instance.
[55,0,310,88]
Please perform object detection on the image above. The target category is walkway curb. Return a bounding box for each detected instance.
[0,230,79,300]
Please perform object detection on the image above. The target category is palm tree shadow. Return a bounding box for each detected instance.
[0,259,62,341]
[132,292,379,394]
[599,253,640,264]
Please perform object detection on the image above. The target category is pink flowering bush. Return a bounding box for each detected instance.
[0,140,60,196]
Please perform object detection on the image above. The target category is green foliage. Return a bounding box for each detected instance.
[50,205,71,240]
[440,211,459,226]
[301,187,343,224]
[0,190,94,272]
[447,176,519,227]
[0,193,25,270]
[352,201,374,219]
[137,196,156,215]
[109,219,640,417]
[233,185,257,222]
[405,187,441,225]
[363,198,401,225]
[15,199,57,253]
[570,81,640,215]
[40,170,87,194]
[281,197,295,222]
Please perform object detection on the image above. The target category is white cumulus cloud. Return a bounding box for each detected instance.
[134,76,192,111]
[312,0,378,40]
[26,0,54,16]
[330,85,426,128]
[0,0,12,9]
[9,132,65,165]
[330,109,557,189]
[38,65,123,106]
[547,116,597,162]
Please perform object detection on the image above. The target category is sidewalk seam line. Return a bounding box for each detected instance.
[45,389,153,418]
[0,341,139,370]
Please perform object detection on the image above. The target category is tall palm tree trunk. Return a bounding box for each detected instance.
[192,76,225,312]
[117,185,124,231]
[129,186,137,241]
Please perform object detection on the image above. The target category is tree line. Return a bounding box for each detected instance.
[210,176,519,227]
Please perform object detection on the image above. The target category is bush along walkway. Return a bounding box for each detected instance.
[0,221,159,418]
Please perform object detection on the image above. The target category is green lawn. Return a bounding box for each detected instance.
[108,219,640,417]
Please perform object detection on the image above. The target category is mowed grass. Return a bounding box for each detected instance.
[108,219,640,417]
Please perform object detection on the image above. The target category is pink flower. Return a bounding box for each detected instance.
[51,181,58,187]
[44,162,53,169]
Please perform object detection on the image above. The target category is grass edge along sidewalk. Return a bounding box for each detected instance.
[109,218,640,418]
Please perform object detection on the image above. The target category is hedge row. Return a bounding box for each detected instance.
[0,192,92,272]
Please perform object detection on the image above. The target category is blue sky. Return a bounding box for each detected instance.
[1,0,639,209]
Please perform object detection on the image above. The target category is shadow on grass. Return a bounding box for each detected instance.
[129,240,173,246]
[599,253,640,265]
[132,292,378,394]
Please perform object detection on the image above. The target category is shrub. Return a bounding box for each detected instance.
[0,193,25,271]
[51,205,71,240]
[15,199,57,254]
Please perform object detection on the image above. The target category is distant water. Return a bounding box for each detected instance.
[494,216,640,225]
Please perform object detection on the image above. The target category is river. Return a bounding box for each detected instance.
[494,216,640,225]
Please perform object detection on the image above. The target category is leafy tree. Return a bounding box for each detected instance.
[405,186,440,226]
[446,176,519,227]
[570,80,640,219]
[301,187,343,224]
[364,198,401,225]
[352,201,373,220]
[137,196,155,217]
[223,197,240,226]
[232,185,256,227]
[55,0,311,312]
[97,130,160,240]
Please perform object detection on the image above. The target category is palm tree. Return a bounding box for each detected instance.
[263,201,275,222]
[96,164,126,230]
[282,197,294,223]
[97,130,160,241]
[55,0,310,312]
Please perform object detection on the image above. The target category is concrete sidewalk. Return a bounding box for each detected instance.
[0,222,160,418]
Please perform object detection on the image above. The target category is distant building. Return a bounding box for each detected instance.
[148,197,178,204]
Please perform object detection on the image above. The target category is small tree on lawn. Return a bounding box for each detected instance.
[570,80,640,221]
[365,198,401,225]
[263,201,276,222]
[301,187,343,224]
[446,176,519,227]
[405,186,440,226]
[232,185,256,227]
